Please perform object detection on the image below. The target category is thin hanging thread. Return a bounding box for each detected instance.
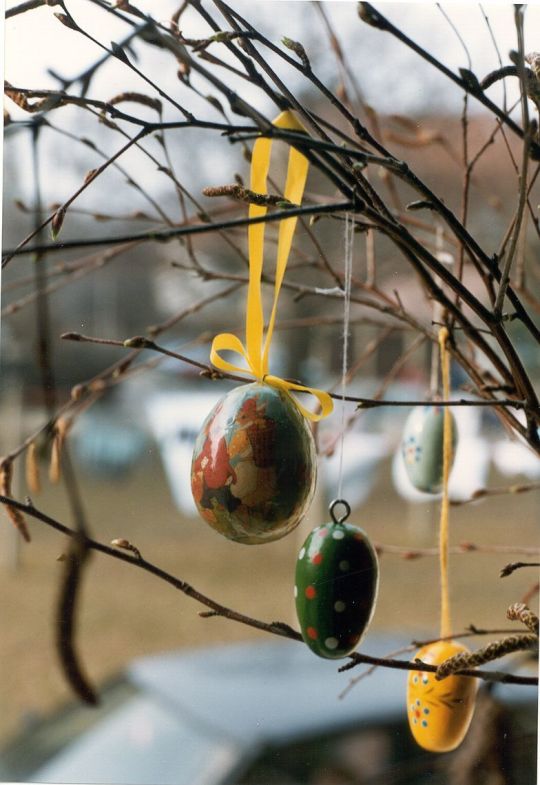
[438,326,452,639]
[429,223,444,398]
[337,213,354,501]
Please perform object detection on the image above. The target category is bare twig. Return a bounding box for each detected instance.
[340,624,529,698]
[452,481,540,506]
[494,8,531,315]
[357,2,540,158]
[4,0,540,709]
[5,0,50,18]
[2,127,150,267]
[0,494,536,687]
[58,331,531,412]
[501,561,540,578]
[2,200,355,260]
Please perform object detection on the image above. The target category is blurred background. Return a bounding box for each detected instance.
[1,1,539,781]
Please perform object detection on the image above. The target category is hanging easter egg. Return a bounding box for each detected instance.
[295,501,379,659]
[191,382,316,545]
[401,405,458,493]
[407,640,478,752]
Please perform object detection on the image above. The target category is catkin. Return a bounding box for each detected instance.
[25,442,41,495]
[507,602,539,635]
[436,634,538,680]
[0,459,31,542]
[49,437,61,484]
[49,418,71,485]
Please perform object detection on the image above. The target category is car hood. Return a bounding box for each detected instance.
[127,636,407,747]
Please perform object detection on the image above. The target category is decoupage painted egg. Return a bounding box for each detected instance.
[295,521,379,659]
[407,640,478,752]
[401,405,458,493]
[191,383,315,544]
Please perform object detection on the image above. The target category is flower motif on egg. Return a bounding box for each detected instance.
[407,641,478,752]
[403,434,422,466]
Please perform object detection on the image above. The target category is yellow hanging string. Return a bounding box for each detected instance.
[210,110,334,422]
[438,326,453,639]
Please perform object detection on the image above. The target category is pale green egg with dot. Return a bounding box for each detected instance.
[401,405,458,493]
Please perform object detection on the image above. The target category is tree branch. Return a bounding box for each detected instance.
[58,331,530,412]
[0,495,536,687]
[2,200,355,261]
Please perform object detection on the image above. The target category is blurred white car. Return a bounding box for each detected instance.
[144,388,223,515]
[0,638,536,785]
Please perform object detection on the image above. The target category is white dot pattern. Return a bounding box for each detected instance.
[332,530,345,540]
[298,548,305,560]
[339,560,350,571]
[325,637,339,650]
[334,600,346,612]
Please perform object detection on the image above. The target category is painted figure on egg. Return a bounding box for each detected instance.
[228,396,277,507]
[191,383,316,544]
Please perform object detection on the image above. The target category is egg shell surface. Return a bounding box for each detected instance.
[401,405,458,494]
[295,522,379,659]
[407,640,478,752]
[191,383,316,544]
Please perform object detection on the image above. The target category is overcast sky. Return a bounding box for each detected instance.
[3,2,539,208]
[4,1,539,114]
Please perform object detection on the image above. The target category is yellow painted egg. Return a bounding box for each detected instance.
[407,640,478,752]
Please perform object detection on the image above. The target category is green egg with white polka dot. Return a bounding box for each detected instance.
[294,522,379,659]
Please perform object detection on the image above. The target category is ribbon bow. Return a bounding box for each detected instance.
[210,110,333,422]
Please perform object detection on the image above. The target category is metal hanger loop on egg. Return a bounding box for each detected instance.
[329,498,351,525]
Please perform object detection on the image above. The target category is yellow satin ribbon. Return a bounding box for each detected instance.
[438,326,452,639]
[210,110,334,422]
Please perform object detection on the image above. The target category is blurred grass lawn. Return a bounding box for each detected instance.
[0,446,538,743]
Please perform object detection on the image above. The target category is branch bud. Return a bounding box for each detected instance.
[123,336,149,348]
[70,383,86,401]
[212,31,233,43]
[84,169,98,185]
[110,41,131,64]
[111,538,142,559]
[54,12,79,31]
[111,538,130,548]
[459,68,481,93]
[205,94,224,114]
[88,380,107,393]
[281,37,310,69]
[406,199,434,211]
[357,3,387,30]
[51,206,67,240]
